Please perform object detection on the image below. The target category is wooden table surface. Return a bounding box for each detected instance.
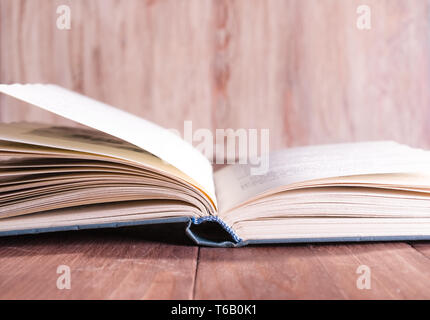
[1,228,430,299]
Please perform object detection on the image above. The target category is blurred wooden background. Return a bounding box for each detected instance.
[1,0,430,151]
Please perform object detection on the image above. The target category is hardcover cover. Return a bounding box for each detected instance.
[2,217,430,247]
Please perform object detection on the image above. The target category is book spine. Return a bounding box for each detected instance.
[185,216,243,247]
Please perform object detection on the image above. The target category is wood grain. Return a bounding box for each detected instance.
[195,243,430,299]
[1,0,430,299]
[0,230,198,299]
[0,0,215,131]
[1,0,430,149]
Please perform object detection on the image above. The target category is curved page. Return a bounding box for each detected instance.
[0,84,216,206]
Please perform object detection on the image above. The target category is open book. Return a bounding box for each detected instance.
[1,84,430,247]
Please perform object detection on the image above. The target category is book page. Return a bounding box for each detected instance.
[214,141,430,213]
[0,84,216,205]
[0,123,216,212]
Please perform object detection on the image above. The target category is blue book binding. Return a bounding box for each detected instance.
[2,216,430,247]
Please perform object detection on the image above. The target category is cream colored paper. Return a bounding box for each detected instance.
[215,141,430,213]
[0,84,216,204]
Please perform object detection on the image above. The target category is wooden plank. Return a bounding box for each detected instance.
[194,243,430,299]
[309,242,430,299]
[0,0,214,133]
[0,230,198,299]
[210,0,290,151]
[194,246,343,299]
[2,0,430,149]
[210,0,430,150]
